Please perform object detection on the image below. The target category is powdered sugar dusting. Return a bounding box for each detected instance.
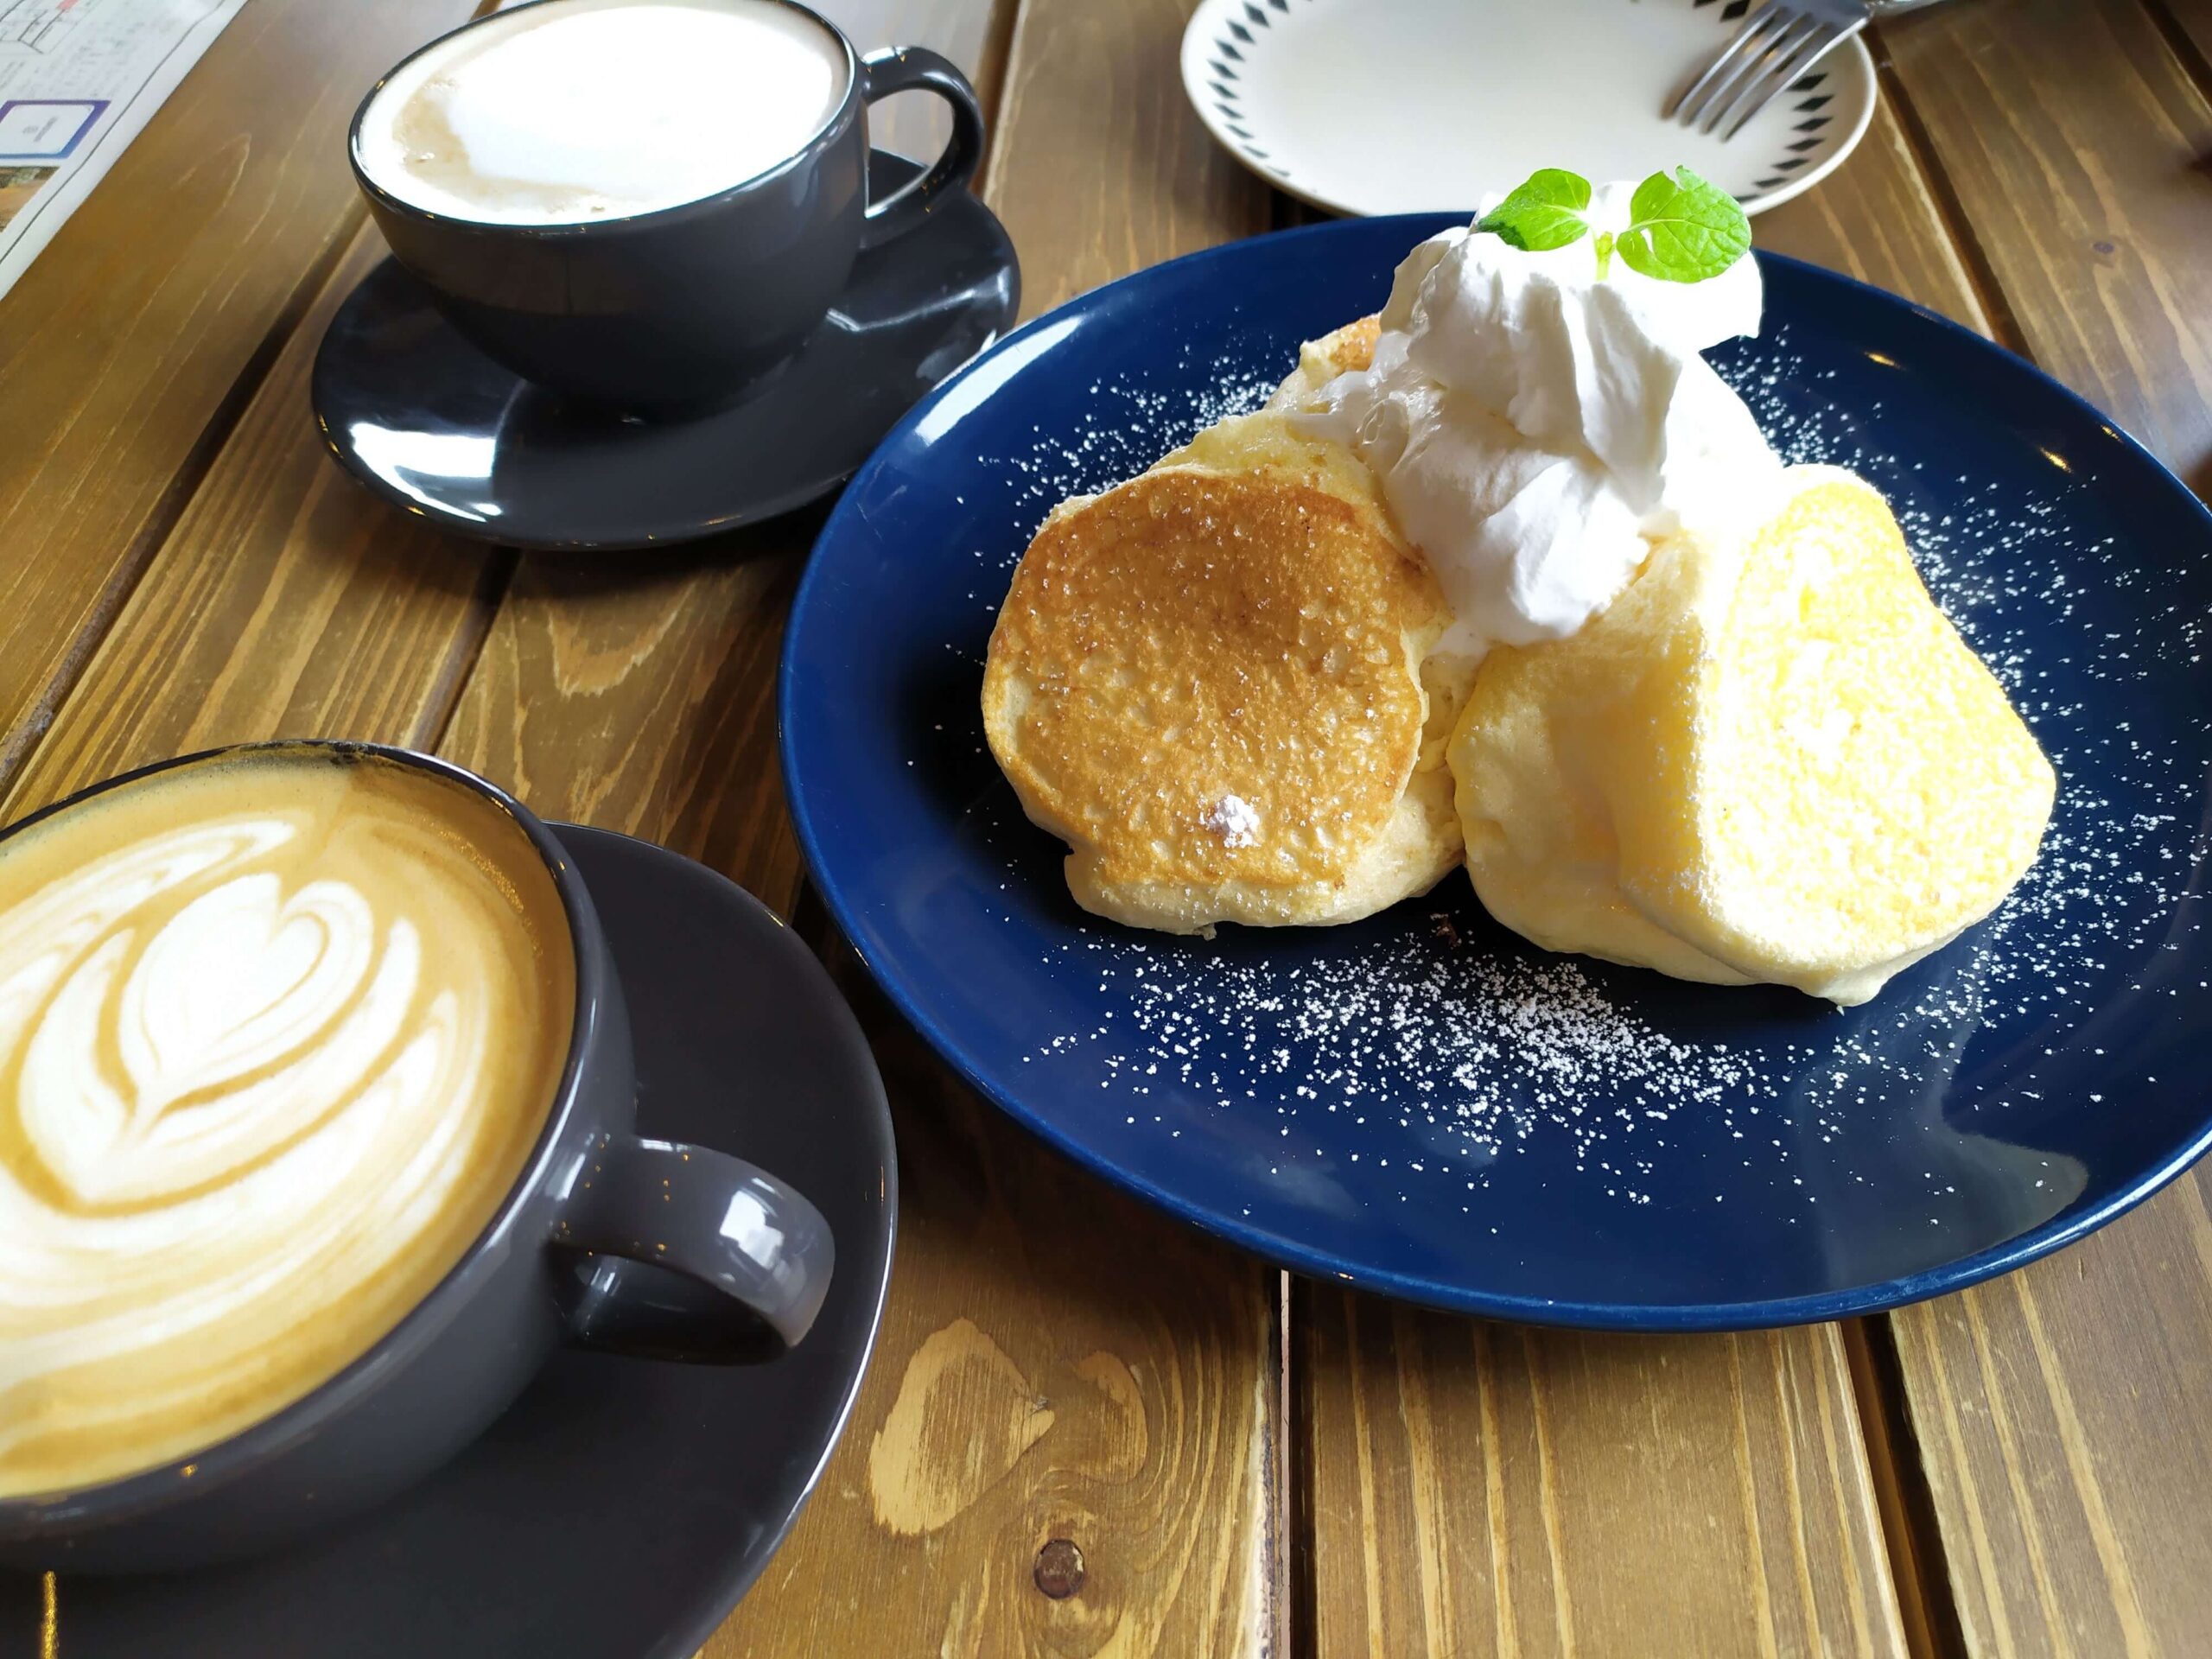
[1033,918,1764,1209]
[1203,794,1262,848]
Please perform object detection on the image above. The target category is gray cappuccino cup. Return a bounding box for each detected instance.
[0,741,836,1573]
[348,0,986,412]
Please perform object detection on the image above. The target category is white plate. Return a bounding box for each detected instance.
[1180,0,1876,218]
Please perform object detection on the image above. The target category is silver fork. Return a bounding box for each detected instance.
[1666,0,1869,142]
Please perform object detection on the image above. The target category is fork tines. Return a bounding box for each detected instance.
[1667,1,1868,141]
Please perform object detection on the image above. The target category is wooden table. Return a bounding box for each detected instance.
[7,0,2210,1652]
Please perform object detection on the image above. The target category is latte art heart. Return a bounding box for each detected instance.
[22,868,408,1209]
[0,753,573,1499]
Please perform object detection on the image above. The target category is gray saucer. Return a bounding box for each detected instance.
[312,151,1019,550]
[0,826,895,1659]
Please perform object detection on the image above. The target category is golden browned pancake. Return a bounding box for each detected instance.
[982,402,1459,931]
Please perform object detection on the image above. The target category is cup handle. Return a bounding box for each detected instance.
[855,45,986,250]
[553,1133,836,1355]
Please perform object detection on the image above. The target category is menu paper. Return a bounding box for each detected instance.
[0,0,249,302]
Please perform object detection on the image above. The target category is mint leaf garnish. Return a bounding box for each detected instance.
[1613,166,1751,283]
[1475,168,1593,253]
[1478,165,1750,283]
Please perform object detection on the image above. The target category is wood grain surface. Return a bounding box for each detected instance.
[2152,0,2212,65]
[7,1,2212,1656]
[706,2,1288,1645]
[443,3,1291,1654]
[1884,0,2212,483]
[0,225,505,822]
[442,537,811,909]
[702,966,1281,1658]
[986,0,1271,313]
[1753,99,1993,339]
[1289,74,2019,1659]
[0,0,478,793]
[1302,1299,1906,1659]
[1859,4,2212,1653]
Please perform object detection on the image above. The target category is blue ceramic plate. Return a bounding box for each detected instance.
[782,217,2212,1329]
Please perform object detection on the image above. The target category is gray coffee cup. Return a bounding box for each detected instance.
[0,741,836,1573]
[348,0,986,412]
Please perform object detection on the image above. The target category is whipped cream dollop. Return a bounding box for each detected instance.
[1295,181,1783,658]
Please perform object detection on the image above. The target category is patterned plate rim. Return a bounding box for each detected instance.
[1175,0,1878,219]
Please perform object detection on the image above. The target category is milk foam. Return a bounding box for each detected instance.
[358,0,849,225]
[0,753,573,1499]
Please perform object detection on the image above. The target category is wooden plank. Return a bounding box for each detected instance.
[2141,0,2212,83]
[1881,0,2212,476]
[847,0,1020,162]
[1754,99,1993,333]
[0,0,478,790]
[1294,84,2007,1659]
[1890,1236,2212,1658]
[0,225,505,820]
[1303,1298,1905,1658]
[1856,3,2212,1651]
[702,959,1281,1659]
[440,538,810,906]
[1306,1308,1911,1649]
[433,3,1290,1654]
[985,0,1269,313]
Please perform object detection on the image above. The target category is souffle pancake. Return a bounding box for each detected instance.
[982,389,1467,934]
[1450,466,2056,1006]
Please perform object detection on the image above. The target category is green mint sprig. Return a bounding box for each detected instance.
[1470,168,1592,251]
[1475,166,1750,283]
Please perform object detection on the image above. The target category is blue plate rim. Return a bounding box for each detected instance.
[781,215,2212,1331]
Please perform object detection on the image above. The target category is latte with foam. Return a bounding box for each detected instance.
[0,749,574,1499]
[356,0,850,226]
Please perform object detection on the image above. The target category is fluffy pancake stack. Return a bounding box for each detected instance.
[982,320,2055,1004]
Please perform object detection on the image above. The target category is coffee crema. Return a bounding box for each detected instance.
[356,0,850,226]
[0,750,575,1499]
